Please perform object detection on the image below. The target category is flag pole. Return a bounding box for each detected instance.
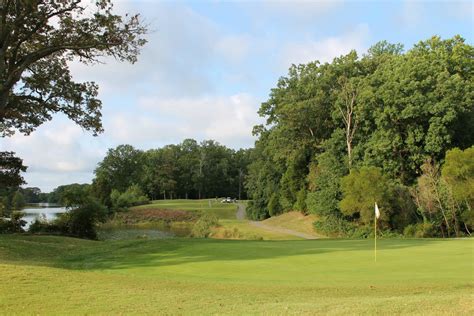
[374,214,377,262]
[374,202,379,263]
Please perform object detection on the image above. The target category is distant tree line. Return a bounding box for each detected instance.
[92,139,252,207]
[245,36,473,237]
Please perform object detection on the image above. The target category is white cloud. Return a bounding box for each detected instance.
[279,24,370,69]
[131,93,262,148]
[1,117,106,191]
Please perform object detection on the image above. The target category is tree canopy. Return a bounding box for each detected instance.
[246,35,473,237]
[0,0,147,195]
[0,0,147,136]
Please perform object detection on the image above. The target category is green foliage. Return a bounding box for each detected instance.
[313,215,358,238]
[267,192,282,216]
[245,198,269,220]
[403,223,438,238]
[293,188,307,213]
[110,185,149,211]
[93,145,145,205]
[306,135,347,216]
[0,1,147,137]
[0,211,26,233]
[247,35,473,237]
[339,166,393,224]
[191,214,219,238]
[441,146,474,211]
[66,199,107,239]
[361,36,473,183]
[28,191,107,239]
[411,158,471,237]
[0,152,27,190]
[94,140,253,206]
[11,190,25,210]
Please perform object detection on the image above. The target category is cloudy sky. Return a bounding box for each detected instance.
[1,0,472,192]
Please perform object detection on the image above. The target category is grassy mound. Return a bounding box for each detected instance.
[0,235,472,314]
[133,199,238,219]
[261,211,322,237]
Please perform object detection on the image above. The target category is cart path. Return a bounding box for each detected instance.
[236,203,246,220]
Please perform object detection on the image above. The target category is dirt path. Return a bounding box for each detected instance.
[249,221,319,240]
[236,203,246,220]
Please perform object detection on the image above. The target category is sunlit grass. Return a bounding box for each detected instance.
[0,235,472,314]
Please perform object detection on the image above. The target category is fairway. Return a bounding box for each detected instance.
[0,236,472,315]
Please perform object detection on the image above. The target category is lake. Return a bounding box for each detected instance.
[22,204,67,229]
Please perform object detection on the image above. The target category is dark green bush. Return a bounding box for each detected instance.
[245,198,269,220]
[313,215,357,238]
[403,222,438,238]
[0,211,26,233]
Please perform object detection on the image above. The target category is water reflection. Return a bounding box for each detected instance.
[22,203,67,229]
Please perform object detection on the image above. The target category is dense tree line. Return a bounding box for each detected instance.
[92,139,252,207]
[246,36,473,237]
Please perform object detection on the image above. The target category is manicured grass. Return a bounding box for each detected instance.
[133,199,238,219]
[0,235,472,314]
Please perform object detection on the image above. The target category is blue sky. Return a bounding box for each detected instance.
[1,0,472,192]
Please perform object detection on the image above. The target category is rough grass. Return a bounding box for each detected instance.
[0,235,472,315]
[261,211,322,237]
[211,219,303,240]
[133,199,238,219]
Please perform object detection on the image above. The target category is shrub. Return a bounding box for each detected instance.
[65,199,107,239]
[0,211,26,233]
[313,215,357,238]
[403,222,438,238]
[191,214,219,238]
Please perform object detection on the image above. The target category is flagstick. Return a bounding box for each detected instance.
[374,216,377,262]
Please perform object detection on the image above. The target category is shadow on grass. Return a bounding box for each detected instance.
[1,234,463,272]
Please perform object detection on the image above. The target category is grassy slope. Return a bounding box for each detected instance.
[260,211,322,237]
[1,235,473,315]
[212,219,303,240]
[133,199,238,219]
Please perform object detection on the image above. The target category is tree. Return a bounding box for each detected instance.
[0,151,26,190]
[0,1,147,191]
[11,190,25,210]
[362,36,473,183]
[339,166,393,225]
[93,145,145,205]
[0,0,147,137]
[441,146,474,234]
[411,160,460,237]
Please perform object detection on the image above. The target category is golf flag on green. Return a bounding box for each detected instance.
[374,202,380,262]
